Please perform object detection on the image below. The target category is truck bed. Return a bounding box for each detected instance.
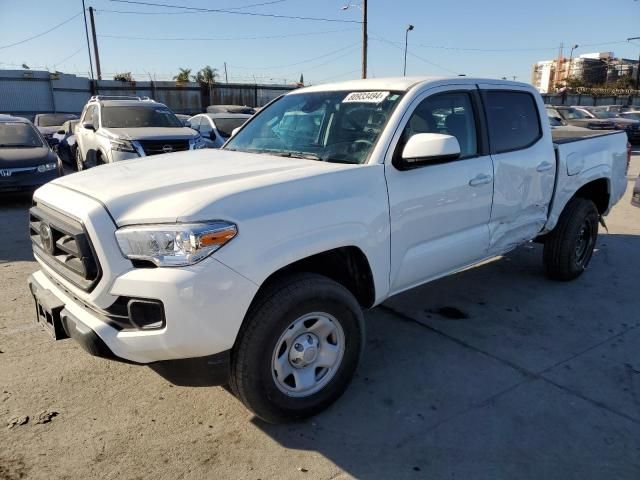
[552,129,619,144]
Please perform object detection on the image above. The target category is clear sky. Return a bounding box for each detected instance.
[1,0,639,85]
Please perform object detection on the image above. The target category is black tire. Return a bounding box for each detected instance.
[543,197,599,281]
[230,273,364,423]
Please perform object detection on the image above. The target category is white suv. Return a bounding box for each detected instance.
[75,95,205,170]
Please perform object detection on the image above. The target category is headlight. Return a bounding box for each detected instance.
[110,138,136,152]
[193,134,206,149]
[115,222,237,266]
[37,163,57,172]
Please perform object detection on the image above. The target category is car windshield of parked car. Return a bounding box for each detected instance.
[36,113,77,127]
[224,90,404,164]
[213,117,249,137]
[560,108,590,120]
[101,106,183,128]
[0,122,44,148]
[592,110,616,119]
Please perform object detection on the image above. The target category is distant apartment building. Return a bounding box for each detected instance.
[531,52,638,93]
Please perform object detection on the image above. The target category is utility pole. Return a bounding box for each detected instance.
[628,37,640,90]
[81,0,94,80]
[224,62,228,83]
[362,0,367,79]
[88,7,102,80]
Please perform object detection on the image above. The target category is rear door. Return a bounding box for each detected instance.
[478,86,556,255]
[385,85,494,294]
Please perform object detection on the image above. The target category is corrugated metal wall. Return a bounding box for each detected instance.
[0,70,296,117]
[542,93,640,106]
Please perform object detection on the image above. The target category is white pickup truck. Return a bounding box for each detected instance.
[28,77,629,423]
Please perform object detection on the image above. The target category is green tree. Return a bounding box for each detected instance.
[173,68,192,83]
[194,65,218,85]
[113,72,133,82]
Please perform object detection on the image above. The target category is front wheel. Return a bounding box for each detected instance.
[230,273,364,423]
[543,197,599,281]
[75,148,84,171]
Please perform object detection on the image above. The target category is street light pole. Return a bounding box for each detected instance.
[403,25,414,76]
[341,2,367,79]
[628,37,640,90]
[568,44,579,81]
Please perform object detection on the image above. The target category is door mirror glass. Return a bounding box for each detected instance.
[57,129,65,135]
[209,130,216,141]
[401,133,460,167]
[82,121,95,131]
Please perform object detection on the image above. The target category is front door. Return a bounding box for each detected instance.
[385,85,494,294]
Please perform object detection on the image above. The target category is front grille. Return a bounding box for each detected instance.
[30,204,101,291]
[138,139,190,156]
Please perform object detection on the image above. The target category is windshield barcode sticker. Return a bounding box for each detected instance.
[342,91,390,103]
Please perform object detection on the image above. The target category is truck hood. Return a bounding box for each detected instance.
[102,127,197,141]
[51,149,358,225]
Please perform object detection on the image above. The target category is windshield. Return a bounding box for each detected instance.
[101,106,183,128]
[213,117,249,137]
[560,108,590,120]
[224,90,404,164]
[592,110,617,119]
[0,122,44,148]
[36,113,78,127]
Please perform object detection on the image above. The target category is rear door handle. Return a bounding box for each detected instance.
[536,161,554,172]
[469,174,493,187]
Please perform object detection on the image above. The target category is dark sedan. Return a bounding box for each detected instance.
[0,115,61,193]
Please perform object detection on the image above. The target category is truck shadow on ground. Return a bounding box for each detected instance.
[249,234,640,479]
[0,193,34,263]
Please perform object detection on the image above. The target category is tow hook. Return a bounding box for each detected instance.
[598,215,608,233]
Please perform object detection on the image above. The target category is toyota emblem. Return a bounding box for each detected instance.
[162,145,173,153]
[0,169,11,177]
[39,223,55,254]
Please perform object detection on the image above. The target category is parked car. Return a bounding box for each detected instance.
[632,175,640,207]
[574,107,640,143]
[74,96,205,170]
[546,106,615,130]
[207,105,256,115]
[188,113,251,148]
[593,105,640,115]
[33,113,79,140]
[620,111,640,122]
[28,77,628,423]
[51,119,80,167]
[0,115,61,193]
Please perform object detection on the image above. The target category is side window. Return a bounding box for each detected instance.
[199,118,213,136]
[82,105,94,124]
[188,116,201,131]
[401,92,478,158]
[91,106,100,129]
[484,91,541,153]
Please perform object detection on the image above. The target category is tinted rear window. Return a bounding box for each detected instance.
[484,91,541,153]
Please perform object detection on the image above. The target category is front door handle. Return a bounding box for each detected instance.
[469,173,492,187]
[536,161,554,172]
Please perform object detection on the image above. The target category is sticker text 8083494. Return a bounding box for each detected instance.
[342,91,390,104]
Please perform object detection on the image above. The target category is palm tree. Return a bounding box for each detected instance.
[173,68,192,83]
[194,65,218,85]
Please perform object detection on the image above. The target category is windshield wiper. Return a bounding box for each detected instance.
[269,151,323,161]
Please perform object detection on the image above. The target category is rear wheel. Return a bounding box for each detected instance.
[543,197,599,281]
[230,273,364,423]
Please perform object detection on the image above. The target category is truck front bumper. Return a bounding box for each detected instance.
[28,256,258,365]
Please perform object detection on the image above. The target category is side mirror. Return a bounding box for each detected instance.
[231,127,241,137]
[399,133,460,168]
[82,121,95,131]
[47,137,60,147]
[209,130,216,141]
[57,129,65,135]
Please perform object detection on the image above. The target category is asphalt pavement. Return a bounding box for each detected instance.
[1,153,639,479]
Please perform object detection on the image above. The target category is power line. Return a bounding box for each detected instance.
[229,43,360,70]
[0,11,83,50]
[108,0,361,23]
[98,27,356,42]
[410,39,630,53]
[315,69,360,84]
[370,33,459,75]
[98,0,288,14]
[53,46,86,68]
